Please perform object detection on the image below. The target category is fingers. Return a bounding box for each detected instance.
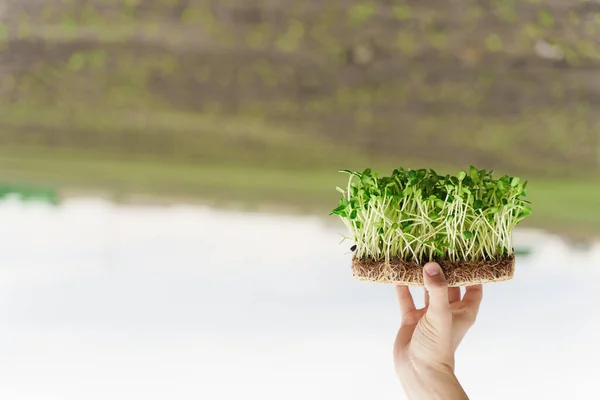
[422,262,451,324]
[395,286,418,354]
[448,287,461,304]
[463,284,483,314]
[395,285,416,317]
[394,308,426,356]
[454,285,483,340]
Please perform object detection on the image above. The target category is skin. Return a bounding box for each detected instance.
[393,262,483,400]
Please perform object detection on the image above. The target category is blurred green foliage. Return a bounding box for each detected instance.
[0,0,598,233]
[0,182,58,204]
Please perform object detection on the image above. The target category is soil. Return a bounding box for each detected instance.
[352,254,515,287]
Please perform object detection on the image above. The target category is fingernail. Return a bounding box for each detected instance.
[424,262,441,276]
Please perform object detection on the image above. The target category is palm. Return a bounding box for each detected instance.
[394,285,483,371]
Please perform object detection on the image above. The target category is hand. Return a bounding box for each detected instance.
[393,262,483,400]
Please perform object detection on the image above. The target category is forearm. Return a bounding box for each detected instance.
[398,362,469,400]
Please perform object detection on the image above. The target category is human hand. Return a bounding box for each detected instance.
[393,262,483,399]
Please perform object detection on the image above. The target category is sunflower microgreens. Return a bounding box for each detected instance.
[332,167,532,263]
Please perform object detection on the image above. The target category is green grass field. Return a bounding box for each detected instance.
[1,144,599,239]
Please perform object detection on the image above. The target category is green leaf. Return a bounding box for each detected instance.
[349,209,358,219]
[520,206,532,216]
[511,177,520,187]
[469,165,478,179]
[361,176,373,187]
[463,231,474,239]
[516,183,524,193]
[457,171,466,181]
[336,186,345,194]
[331,205,345,214]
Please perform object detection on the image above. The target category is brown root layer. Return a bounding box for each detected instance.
[352,254,515,287]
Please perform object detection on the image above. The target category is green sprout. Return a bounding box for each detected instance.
[332,167,532,264]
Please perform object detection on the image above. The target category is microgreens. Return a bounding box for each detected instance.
[332,166,532,263]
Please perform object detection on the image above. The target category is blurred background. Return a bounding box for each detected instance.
[0,1,599,399]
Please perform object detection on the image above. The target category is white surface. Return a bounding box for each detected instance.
[0,197,599,399]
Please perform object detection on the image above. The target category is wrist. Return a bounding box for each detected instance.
[397,360,467,400]
[413,358,455,379]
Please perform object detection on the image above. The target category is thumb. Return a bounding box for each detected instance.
[423,262,451,324]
